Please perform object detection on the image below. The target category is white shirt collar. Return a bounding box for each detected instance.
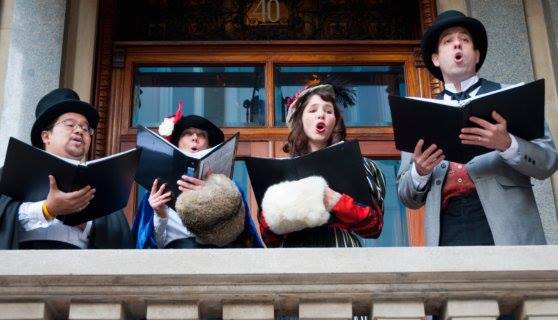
[444,75,479,93]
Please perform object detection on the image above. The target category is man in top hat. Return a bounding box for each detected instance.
[397,10,558,246]
[0,88,133,249]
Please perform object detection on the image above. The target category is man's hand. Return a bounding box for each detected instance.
[412,139,445,176]
[177,175,206,192]
[44,175,95,216]
[148,178,171,218]
[460,111,512,151]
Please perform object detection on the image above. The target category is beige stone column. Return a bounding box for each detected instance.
[436,0,468,14]
[524,0,558,217]
[222,302,274,320]
[443,300,499,320]
[299,301,352,320]
[146,302,199,320]
[517,299,558,319]
[69,302,124,320]
[371,301,425,320]
[0,302,52,320]
[0,0,14,114]
[61,0,98,101]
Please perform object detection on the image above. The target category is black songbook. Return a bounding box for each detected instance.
[388,79,545,163]
[245,140,372,209]
[0,137,140,226]
[135,125,239,201]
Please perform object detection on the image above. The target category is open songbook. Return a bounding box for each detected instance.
[0,137,140,226]
[388,79,545,163]
[245,140,372,209]
[135,125,239,202]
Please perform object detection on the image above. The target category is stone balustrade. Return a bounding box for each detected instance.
[0,246,558,319]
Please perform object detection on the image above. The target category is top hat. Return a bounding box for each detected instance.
[170,115,225,147]
[421,10,488,81]
[31,88,99,148]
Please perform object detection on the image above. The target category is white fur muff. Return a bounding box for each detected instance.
[261,176,330,235]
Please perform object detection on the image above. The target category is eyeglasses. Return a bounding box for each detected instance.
[54,119,95,136]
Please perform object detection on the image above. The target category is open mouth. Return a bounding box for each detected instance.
[70,136,84,145]
[454,52,463,62]
[190,147,199,152]
[315,122,326,134]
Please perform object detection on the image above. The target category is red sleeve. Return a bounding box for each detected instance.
[330,194,383,238]
[258,211,283,247]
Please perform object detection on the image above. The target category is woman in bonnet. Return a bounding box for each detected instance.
[258,84,385,247]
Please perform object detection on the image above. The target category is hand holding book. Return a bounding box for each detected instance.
[412,139,445,176]
[148,178,171,218]
[177,175,206,192]
[43,175,96,219]
[460,110,512,152]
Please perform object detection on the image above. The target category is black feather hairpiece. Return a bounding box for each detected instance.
[330,84,356,109]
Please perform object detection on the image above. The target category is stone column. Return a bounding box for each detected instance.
[443,300,499,320]
[524,0,558,243]
[0,302,52,320]
[222,302,274,320]
[371,301,425,320]
[436,0,468,13]
[62,0,99,101]
[0,0,67,166]
[68,302,124,320]
[299,301,352,320]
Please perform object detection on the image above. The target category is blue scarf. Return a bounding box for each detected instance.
[130,194,158,249]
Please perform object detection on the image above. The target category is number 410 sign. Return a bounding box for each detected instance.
[246,0,289,26]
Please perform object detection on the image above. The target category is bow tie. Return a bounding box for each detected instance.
[443,80,482,101]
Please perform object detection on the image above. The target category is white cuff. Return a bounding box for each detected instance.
[153,210,169,227]
[411,163,432,190]
[153,207,170,248]
[499,134,521,164]
[262,176,330,235]
[18,201,53,231]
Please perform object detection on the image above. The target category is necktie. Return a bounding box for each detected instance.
[443,80,482,101]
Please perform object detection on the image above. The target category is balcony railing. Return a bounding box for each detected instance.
[1,246,558,319]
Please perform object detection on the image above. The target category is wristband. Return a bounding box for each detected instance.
[42,202,56,221]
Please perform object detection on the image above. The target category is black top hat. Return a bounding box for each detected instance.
[30,88,99,148]
[170,115,224,147]
[421,10,488,81]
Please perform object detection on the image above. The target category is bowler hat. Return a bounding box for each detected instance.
[31,88,99,148]
[421,10,488,81]
[171,115,224,147]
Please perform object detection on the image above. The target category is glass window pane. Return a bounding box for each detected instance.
[275,65,405,127]
[358,159,408,247]
[132,66,266,128]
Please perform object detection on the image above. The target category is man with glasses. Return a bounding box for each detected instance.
[0,88,132,249]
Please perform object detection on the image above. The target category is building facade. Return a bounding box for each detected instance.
[1,1,558,318]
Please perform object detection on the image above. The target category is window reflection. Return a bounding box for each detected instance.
[275,65,405,127]
[358,160,408,247]
[132,66,266,128]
